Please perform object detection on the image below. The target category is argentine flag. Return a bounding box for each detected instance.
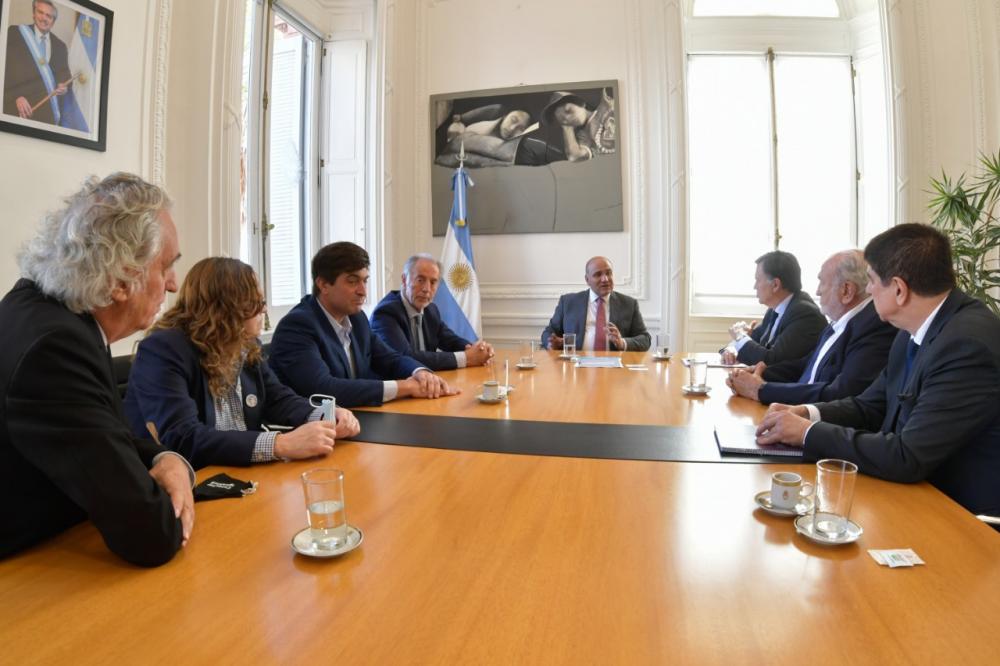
[434,166,481,341]
[60,14,99,133]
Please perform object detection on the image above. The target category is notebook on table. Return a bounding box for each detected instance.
[714,424,804,458]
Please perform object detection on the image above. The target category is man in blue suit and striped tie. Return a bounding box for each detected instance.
[726,250,896,404]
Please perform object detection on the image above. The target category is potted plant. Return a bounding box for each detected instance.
[927,149,1000,317]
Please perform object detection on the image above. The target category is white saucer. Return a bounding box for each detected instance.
[558,353,576,361]
[291,525,363,558]
[652,353,672,362]
[794,514,863,546]
[476,394,505,404]
[515,362,537,370]
[681,384,711,396]
[754,490,814,517]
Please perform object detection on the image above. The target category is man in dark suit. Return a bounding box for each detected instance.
[727,250,896,404]
[0,173,194,566]
[757,224,1000,516]
[722,250,827,366]
[371,254,494,371]
[3,0,71,124]
[542,256,651,351]
[269,242,458,408]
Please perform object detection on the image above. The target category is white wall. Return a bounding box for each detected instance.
[380,0,686,347]
[888,0,1000,224]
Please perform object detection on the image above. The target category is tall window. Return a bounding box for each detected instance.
[688,52,861,315]
[241,1,321,325]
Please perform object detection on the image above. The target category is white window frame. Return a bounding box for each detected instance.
[684,10,891,318]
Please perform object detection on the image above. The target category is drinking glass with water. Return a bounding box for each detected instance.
[302,468,348,549]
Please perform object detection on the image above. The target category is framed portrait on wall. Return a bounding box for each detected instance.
[430,80,623,236]
[0,0,113,151]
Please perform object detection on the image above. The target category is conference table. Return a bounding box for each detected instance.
[3,351,999,664]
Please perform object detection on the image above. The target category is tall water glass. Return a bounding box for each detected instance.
[519,339,536,366]
[812,459,858,539]
[563,333,577,359]
[654,333,670,358]
[687,358,708,388]
[302,468,348,550]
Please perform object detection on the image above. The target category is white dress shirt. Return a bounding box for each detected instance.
[805,297,872,384]
[319,306,399,402]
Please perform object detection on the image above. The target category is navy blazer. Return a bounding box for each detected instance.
[124,328,315,469]
[269,295,422,407]
[737,291,827,365]
[541,290,651,351]
[757,301,896,405]
[0,279,182,565]
[805,290,1000,515]
[371,291,471,371]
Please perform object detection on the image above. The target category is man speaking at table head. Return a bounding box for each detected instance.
[756,223,1000,516]
[0,173,195,566]
[722,251,827,366]
[727,249,896,405]
[269,242,458,408]
[371,253,494,371]
[541,256,650,352]
[3,0,71,124]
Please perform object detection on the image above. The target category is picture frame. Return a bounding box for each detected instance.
[430,80,623,236]
[0,0,113,151]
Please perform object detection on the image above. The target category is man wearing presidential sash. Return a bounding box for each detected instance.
[3,0,70,125]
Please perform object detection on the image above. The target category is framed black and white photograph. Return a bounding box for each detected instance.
[430,80,623,236]
[0,0,113,151]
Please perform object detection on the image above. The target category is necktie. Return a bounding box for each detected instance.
[901,339,919,387]
[594,297,607,351]
[412,313,425,351]
[797,324,836,383]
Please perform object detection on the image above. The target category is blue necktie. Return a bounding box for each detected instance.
[901,339,919,387]
[797,324,836,383]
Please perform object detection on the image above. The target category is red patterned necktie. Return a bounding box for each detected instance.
[594,296,607,351]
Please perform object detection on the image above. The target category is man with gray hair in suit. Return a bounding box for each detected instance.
[0,172,195,566]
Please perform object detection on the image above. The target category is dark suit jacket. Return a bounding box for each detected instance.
[123,328,316,469]
[737,291,826,365]
[371,291,471,371]
[758,301,896,405]
[804,290,1000,515]
[3,25,70,125]
[269,295,423,407]
[541,290,651,351]
[0,279,183,565]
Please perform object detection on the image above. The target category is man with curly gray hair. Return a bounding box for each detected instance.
[0,172,194,566]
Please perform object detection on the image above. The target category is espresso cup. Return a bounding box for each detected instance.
[482,380,501,401]
[770,471,813,510]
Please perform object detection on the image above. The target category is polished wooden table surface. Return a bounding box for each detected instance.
[3,352,999,664]
[363,350,764,427]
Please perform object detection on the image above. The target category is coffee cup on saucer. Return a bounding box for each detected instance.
[482,380,501,401]
[770,471,813,511]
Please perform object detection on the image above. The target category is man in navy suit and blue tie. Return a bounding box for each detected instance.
[371,254,494,371]
[756,224,1000,516]
[726,249,896,404]
[269,242,458,408]
[541,256,651,352]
